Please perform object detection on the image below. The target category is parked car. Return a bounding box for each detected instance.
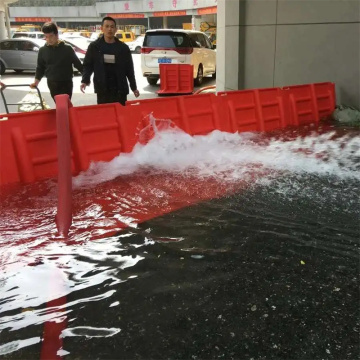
[12,31,45,40]
[141,29,216,86]
[127,35,144,54]
[60,35,91,48]
[89,32,101,41]
[0,38,45,74]
[61,31,91,39]
[61,38,89,63]
[115,31,135,43]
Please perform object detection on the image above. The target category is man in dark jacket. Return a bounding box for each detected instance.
[80,16,140,105]
[30,22,83,100]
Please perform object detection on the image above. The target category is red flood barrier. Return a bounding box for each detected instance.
[0,109,59,185]
[0,82,336,187]
[217,87,286,132]
[282,82,336,126]
[158,64,194,95]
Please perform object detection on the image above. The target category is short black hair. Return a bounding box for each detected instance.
[102,16,116,26]
[42,22,58,35]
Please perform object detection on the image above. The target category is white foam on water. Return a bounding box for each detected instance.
[61,326,121,338]
[0,337,40,356]
[73,117,360,188]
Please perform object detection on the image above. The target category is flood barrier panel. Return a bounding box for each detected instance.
[0,82,336,186]
[158,64,194,95]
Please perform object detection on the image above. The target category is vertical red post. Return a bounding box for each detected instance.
[55,94,72,238]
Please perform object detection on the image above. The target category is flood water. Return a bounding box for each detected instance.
[0,122,359,359]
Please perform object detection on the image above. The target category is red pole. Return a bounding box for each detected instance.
[54,94,72,237]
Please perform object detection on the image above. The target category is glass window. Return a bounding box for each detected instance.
[19,41,35,51]
[145,32,191,48]
[189,34,200,48]
[13,33,29,38]
[204,35,212,49]
[196,34,207,48]
[0,41,18,50]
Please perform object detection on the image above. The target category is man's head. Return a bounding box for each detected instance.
[42,22,59,46]
[101,16,117,41]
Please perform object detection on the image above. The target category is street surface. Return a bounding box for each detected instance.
[0,53,216,113]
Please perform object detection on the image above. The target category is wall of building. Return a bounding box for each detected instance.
[9,0,217,20]
[223,0,359,107]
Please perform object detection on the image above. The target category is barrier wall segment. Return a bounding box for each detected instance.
[0,82,336,187]
[158,64,194,95]
[282,82,336,126]
[217,88,285,133]
[0,109,66,186]
[69,103,126,173]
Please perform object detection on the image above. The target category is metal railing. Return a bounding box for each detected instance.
[0,84,45,114]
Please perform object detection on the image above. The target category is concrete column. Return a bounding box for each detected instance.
[192,15,201,31]
[163,16,168,29]
[216,0,241,92]
[0,10,6,40]
[5,4,11,38]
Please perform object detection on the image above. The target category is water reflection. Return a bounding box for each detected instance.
[0,125,359,359]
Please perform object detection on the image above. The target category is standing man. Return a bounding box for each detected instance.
[30,22,83,100]
[80,16,139,105]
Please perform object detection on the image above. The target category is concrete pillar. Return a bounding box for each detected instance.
[5,4,11,38]
[163,16,168,29]
[216,0,241,92]
[0,10,6,40]
[192,15,201,31]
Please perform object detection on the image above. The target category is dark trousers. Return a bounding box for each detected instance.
[47,80,73,100]
[97,91,127,106]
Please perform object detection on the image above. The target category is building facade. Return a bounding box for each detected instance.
[8,0,217,30]
[217,0,359,107]
[5,0,360,108]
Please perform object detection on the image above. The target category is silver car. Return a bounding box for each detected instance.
[0,38,45,75]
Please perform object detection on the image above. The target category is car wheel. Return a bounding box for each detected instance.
[194,65,203,86]
[135,46,141,54]
[147,77,158,86]
[14,69,24,74]
[0,61,5,75]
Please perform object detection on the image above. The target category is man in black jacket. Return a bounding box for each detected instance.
[80,16,140,105]
[30,22,83,100]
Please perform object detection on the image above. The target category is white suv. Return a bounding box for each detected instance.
[141,29,216,86]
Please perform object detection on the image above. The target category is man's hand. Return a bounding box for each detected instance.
[133,89,140,98]
[30,80,40,89]
[0,82,6,90]
[80,83,87,93]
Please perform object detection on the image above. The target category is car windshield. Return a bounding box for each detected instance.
[144,32,191,48]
